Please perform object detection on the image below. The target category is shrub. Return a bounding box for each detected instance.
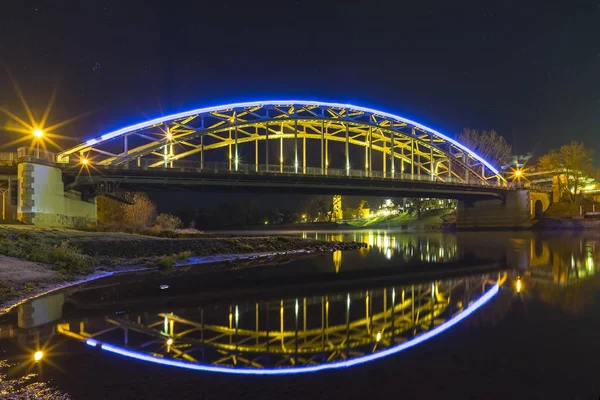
[155,213,183,231]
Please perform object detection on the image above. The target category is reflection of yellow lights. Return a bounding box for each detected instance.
[33,128,44,138]
[516,278,522,293]
[376,331,381,342]
[34,351,43,362]
[333,250,342,273]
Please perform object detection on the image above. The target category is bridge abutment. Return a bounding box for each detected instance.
[456,190,532,229]
[17,160,96,228]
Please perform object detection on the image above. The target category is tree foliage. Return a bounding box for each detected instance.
[458,128,512,168]
[538,141,595,203]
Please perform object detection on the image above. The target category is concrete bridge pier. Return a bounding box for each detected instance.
[456,190,532,229]
[17,159,96,228]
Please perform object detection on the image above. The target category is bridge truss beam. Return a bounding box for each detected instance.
[57,102,505,186]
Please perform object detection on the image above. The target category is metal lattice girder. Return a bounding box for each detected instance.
[57,101,505,185]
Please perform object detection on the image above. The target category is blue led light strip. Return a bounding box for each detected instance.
[86,284,499,375]
[76,100,500,174]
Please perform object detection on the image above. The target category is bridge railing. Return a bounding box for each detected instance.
[63,158,504,188]
[16,147,56,164]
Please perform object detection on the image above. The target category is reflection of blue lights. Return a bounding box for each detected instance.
[73,100,500,174]
[96,284,499,375]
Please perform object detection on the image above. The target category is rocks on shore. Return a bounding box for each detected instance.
[74,236,366,258]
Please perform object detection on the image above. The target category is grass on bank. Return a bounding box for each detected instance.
[0,230,93,276]
[348,209,454,229]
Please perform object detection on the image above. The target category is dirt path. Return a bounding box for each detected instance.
[0,255,59,282]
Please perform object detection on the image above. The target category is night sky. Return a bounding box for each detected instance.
[2,0,599,157]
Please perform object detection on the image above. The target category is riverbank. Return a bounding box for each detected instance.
[534,217,600,230]
[0,225,365,310]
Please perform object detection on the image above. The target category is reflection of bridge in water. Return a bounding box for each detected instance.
[55,273,504,374]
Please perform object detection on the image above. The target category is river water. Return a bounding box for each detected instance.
[1,230,599,399]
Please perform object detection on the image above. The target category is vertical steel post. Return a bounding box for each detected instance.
[321,121,325,174]
[430,133,434,181]
[228,129,232,171]
[391,130,395,177]
[234,126,239,171]
[200,134,204,170]
[383,130,387,177]
[369,126,373,176]
[280,123,283,173]
[401,144,404,174]
[294,120,298,173]
[164,142,168,168]
[411,134,415,178]
[345,119,350,176]
[124,134,128,156]
[255,132,259,173]
[265,123,269,172]
[303,134,306,174]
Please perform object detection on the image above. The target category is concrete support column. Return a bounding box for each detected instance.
[17,161,96,227]
[456,190,532,229]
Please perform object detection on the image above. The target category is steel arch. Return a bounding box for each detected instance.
[57,101,506,185]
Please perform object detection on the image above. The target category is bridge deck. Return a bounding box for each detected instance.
[61,161,510,200]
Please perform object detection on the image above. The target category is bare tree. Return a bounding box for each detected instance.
[155,213,183,231]
[123,192,157,229]
[97,196,125,225]
[458,128,512,168]
[539,141,594,203]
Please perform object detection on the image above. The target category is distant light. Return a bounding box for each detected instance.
[166,133,173,141]
[516,278,522,293]
[160,284,169,290]
[33,128,44,138]
[515,170,522,177]
[81,158,89,165]
[376,331,382,342]
[34,351,43,362]
[166,338,174,346]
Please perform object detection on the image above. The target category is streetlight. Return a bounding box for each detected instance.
[32,128,44,157]
[33,351,44,362]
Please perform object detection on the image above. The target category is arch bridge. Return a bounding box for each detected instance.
[55,101,506,196]
[14,101,532,228]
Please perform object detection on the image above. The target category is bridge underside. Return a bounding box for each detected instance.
[64,167,507,201]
